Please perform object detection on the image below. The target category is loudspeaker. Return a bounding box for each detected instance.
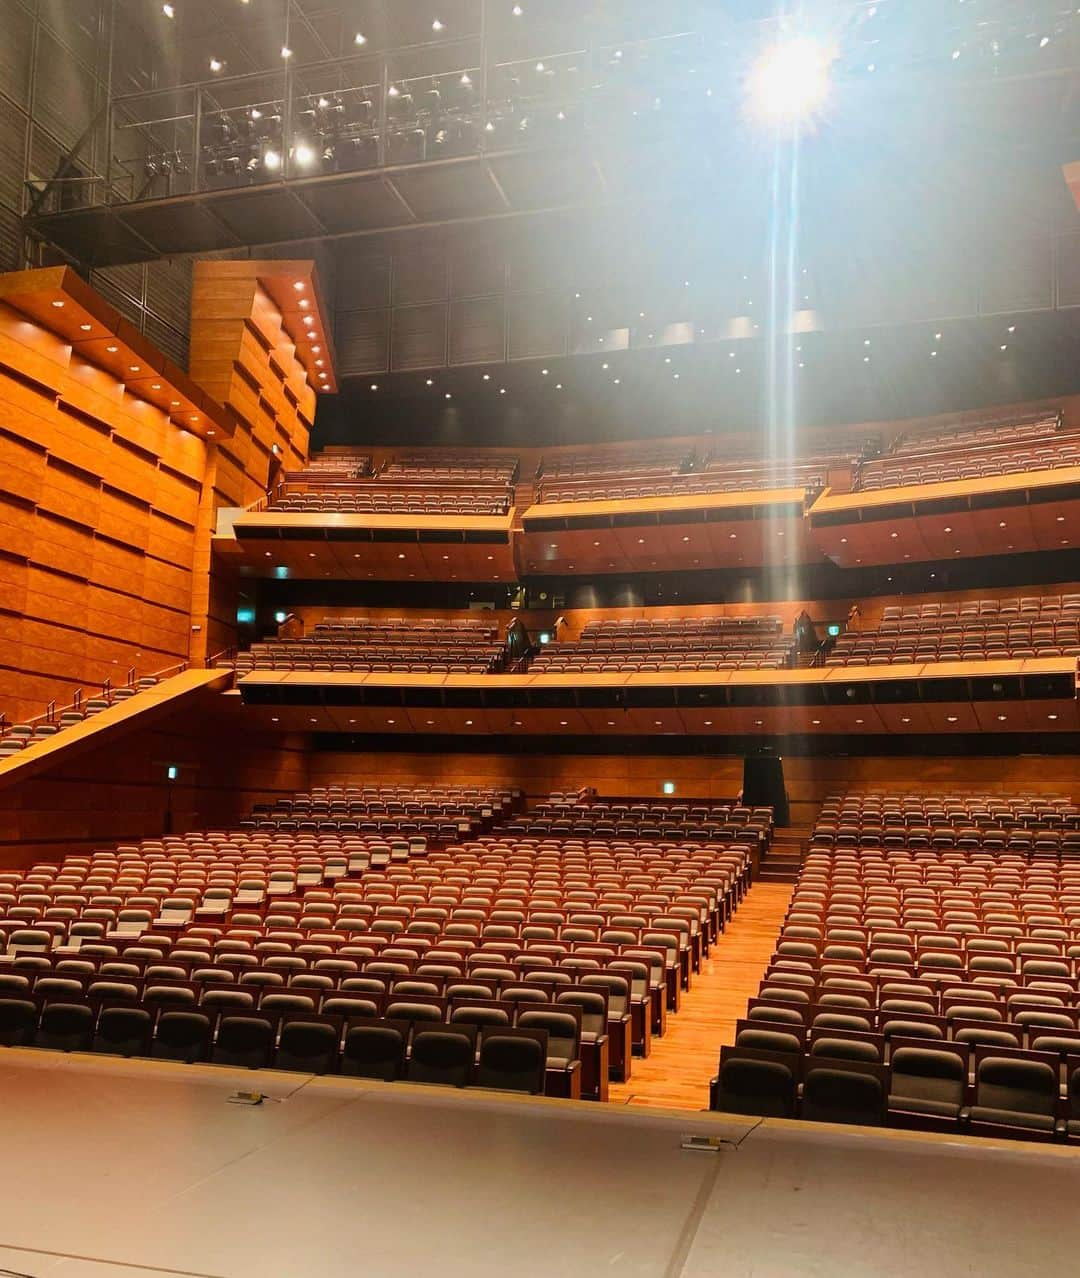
[743,749,788,825]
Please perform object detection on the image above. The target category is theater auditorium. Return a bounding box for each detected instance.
[0,1,1078,1274]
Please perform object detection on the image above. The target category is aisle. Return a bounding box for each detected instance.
[607,880,792,1111]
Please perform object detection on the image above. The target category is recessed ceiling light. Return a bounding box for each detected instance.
[398,553,406,559]
[997,715,1007,722]
[1048,714,1058,721]
[79,323,91,331]
[106,344,118,353]
[426,378,434,386]
[811,719,821,726]
[947,715,958,723]
[901,717,911,724]
[151,382,161,390]
[299,299,310,310]
[464,719,473,726]
[432,17,445,31]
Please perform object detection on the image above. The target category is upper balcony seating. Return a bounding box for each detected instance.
[284,451,373,482]
[827,595,1080,665]
[529,616,795,672]
[235,617,506,674]
[855,415,1080,490]
[269,449,516,515]
[536,440,870,502]
[382,452,519,484]
[270,488,511,515]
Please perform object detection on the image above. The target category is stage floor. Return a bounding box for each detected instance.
[0,1050,1076,1277]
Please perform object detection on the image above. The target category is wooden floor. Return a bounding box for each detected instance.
[608,880,792,1111]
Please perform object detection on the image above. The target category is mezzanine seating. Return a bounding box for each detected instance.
[827,595,1080,665]
[234,618,507,675]
[856,415,1080,490]
[529,616,794,672]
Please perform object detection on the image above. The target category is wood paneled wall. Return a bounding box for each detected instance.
[0,692,308,868]
[189,263,317,663]
[0,304,204,723]
[310,751,1080,825]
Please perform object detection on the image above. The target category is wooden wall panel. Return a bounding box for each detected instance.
[0,305,205,724]
[189,263,325,664]
[0,692,309,868]
[310,751,1080,822]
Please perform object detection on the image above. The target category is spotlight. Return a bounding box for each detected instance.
[209,57,223,72]
[513,3,523,12]
[162,2,174,15]
[354,31,367,45]
[294,143,316,167]
[748,37,833,123]
[281,45,292,59]
[263,148,281,170]
[432,17,445,31]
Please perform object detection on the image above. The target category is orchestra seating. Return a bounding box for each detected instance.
[245,784,522,837]
[827,595,1080,665]
[505,791,774,850]
[0,786,759,1097]
[529,617,795,672]
[233,617,508,674]
[712,791,1080,1140]
[856,415,1080,490]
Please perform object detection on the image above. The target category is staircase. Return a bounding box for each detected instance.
[758,824,810,883]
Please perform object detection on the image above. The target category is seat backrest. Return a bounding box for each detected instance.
[714,1057,796,1118]
[406,1028,474,1087]
[475,1031,546,1094]
[976,1056,1057,1116]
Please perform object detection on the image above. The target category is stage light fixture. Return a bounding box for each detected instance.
[294,143,316,167]
[209,57,223,72]
[263,148,281,170]
[162,2,174,16]
[748,37,833,123]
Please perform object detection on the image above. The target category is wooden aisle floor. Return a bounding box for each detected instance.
[608,880,793,1111]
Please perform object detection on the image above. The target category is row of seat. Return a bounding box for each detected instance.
[878,595,1080,622]
[0,997,554,1094]
[0,676,160,760]
[716,791,1080,1134]
[713,1040,1080,1141]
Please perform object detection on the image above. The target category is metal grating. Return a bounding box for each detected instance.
[392,250,449,305]
[508,291,568,360]
[92,261,144,310]
[0,95,28,213]
[146,256,193,335]
[0,204,23,272]
[0,0,35,112]
[334,251,392,310]
[336,308,391,376]
[33,28,100,153]
[144,312,189,370]
[390,302,448,370]
[449,296,506,365]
